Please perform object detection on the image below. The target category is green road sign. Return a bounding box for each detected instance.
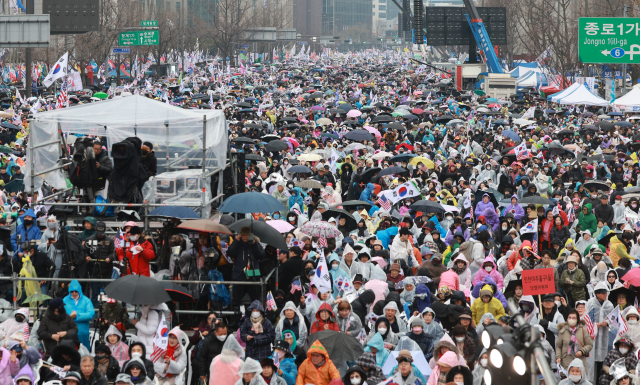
[119,30,159,46]
[141,20,158,27]
[579,17,640,64]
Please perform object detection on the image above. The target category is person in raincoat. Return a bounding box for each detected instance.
[0,308,28,347]
[288,188,305,211]
[381,349,426,385]
[519,295,540,326]
[557,358,592,385]
[274,301,308,348]
[209,335,245,385]
[295,340,340,385]
[270,340,297,385]
[367,318,400,351]
[600,336,637,385]
[310,303,339,334]
[427,350,461,385]
[235,357,268,385]
[359,183,376,206]
[383,300,409,336]
[429,333,466,369]
[575,231,597,257]
[0,344,19,384]
[104,324,130,367]
[335,301,363,337]
[419,307,444,343]
[63,279,95,350]
[124,357,154,385]
[356,351,387,385]
[586,282,615,377]
[578,203,597,234]
[470,284,506,325]
[271,181,290,217]
[364,332,390,367]
[556,309,594,373]
[328,253,350,298]
[260,357,288,385]
[472,256,504,290]
[133,303,168,360]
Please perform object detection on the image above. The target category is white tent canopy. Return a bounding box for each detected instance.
[549,82,580,102]
[25,95,228,192]
[554,83,609,106]
[612,87,640,107]
[517,70,547,88]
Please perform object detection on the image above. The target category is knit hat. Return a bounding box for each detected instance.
[480,284,493,298]
[115,374,134,385]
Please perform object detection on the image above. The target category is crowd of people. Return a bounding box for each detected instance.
[1,53,640,385]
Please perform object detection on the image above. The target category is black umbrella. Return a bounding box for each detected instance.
[261,135,281,143]
[288,165,313,174]
[385,122,405,131]
[321,133,339,139]
[583,181,609,192]
[104,275,171,305]
[4,179,23,194]
[608,286,636,306]
[360,167,381,183]
[218,192,287,214]
[245,154,266,161]
[410,200,445,214]
[436,115,454,123]
[338,103,355,112]
[236,102,253,108]
[308,330,364,362]
[599,231,617,247]
[322,209,357,231]
[228,219,289,250]
[160,281,194,302]
[266,140,289,152]
[545,142,569,155]
[377,166,407,177]
[504,279,523,300]
[344,129,374,141]
[279,117,298,123]
[371,115,394,123]
[519,196,555,205]
[596,121,614,131]
[338,200,373,208]
[231,137,254,144]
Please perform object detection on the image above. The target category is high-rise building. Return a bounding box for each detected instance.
[321,0,373,38]
[293,0,322,37]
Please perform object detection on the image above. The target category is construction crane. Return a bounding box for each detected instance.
[462,0,503,73]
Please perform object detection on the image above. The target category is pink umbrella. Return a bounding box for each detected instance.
[413,90,423,95]
[282,137,300,147]
[266,220,295,233]
[488,103,501,108]
[347,110,362,118]
[371,256,387,269]
[364,126,381,137]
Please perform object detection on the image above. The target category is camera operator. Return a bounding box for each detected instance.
[99,298,134,337]
[82,221,115,307]
[140,142,157,176]
[92,139,113,196]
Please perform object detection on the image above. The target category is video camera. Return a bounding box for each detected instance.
[108,137,150,203]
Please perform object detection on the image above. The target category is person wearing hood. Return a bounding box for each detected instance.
[351,289,376,331]
[356,351,386,385]
[341,365,367,385]
[610,232,635,267]
[359,183,376,206]
[429,333,466,369]
[0,344,19,384]
[61,279,95,350]
[472,349,489,385]
[10,208,41,258]
[124,357,154,385]
[407,317,435,359]
[295,340,340,385]
[556,309,593,372]
[470,284,506,325]
[518,295,540,326]
[575,230,597,257]
[383,300,409,336]
[421,253,447,287]
[560,255,587,305]
[600,335,637,385]
[474,194,495,220]
[390,227,419,268]
[310,302,339,334]
[335,301,363,337]
[368,317,400,351]
[104,324,130,366]
[47,339,81,377]
[612,195,626,224]
[38,214,64,279]
[364,332,391,367]
[78,216,98,243]
[452,324,476,368]
[132,303,168,360]
[123,342,155,380]
[37,297,78,355]
[274,301,308,347]
[94,344,121,383]
[472,256,503,290]
[272,181,290,217]
[558,358,592,385]
[0,308,28,347]
[209,336,244,385]
[153,327,187,385]
[427,350,461,385]
[585,283,614,377]
[418,307,444,342]
[241,300,276,360]
[578,203,597,234]
[13,364,34,385]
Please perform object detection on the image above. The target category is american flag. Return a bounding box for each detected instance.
[532,232,538,254]
[273,352,280,368]
[290,278,302,294]
[318,237,328,248]
[57,78,67,109]
[377,194,391,211]
[583,314,597,339]
[618,315,629,337]
[567,206,575,223]
[266,291,277,311]
[114,229,124,250]
[23,323,29,341]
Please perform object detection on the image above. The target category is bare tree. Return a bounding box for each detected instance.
[200,0,255,65]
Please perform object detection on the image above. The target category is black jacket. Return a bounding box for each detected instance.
[141,151,157,176]
[227,238,265,278]
[594,203,614,226]
[80,370,109,385]
[122,341,155,379]
[280,256,304,296]
[94,150,113,190]
[550,225,571,247]
[82,234,115,279]
[37,306,79,354]
[95,356,120,382]
[198,333,227,377]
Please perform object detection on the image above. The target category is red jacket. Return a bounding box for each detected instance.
[310,303,340,334]
[116,238,155,276]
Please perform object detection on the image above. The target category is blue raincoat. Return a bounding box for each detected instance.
[63,279,96,349]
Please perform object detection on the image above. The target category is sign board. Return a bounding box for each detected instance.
[0,15,50,48]
[579,17,640,64]
[521,268,556,296]
[118,30,159,46]
[112,47,130,54]
[43,0,99,34]
[141,20,158,27]
[299,42,308,45]
[425,7,507,46]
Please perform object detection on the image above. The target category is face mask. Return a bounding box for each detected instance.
[502,225,508,230]
[554,301,561,307]
[251,311,261,319]
[288,216,295,222]
[456,336,465,343]
[628,319,638,325]
[142,150,149,156]
[485,266,492,272]
[616,201,621,205]
[23,219,33,226]
[413,327,422,333]
[456,382,464,385]
[522,305,530,312]
[377,327,387,335]
[15,315,24,323]
[129,235,139,241]
[47,222,56,229]
[480,358,488,367]
[568,318,577,327]
[273,214,280,220]
[632,204,637,208]
[569,375,582,383]
[217,334,227,341]
[332,264,339,270]
[620,347,629,354]
[131,352,142,359]
[351,379,361,385]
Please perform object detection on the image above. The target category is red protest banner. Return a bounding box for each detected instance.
[521,268,556,296]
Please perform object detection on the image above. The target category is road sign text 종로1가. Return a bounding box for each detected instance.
[579,17,640,64]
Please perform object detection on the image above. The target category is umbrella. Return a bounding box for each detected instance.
[300,220,342,238]
[320,132,339,139]
[218,192,286,214]
[360,167,382,182]
[502,130,521,142]
[621,270,640,287]
[266,220,296,233]
[382,350,432,377]
[608,285,636,305]
[94,92,108,99]
[583,181,610,192]
[160,281,194,302]
[298,153,323,162]
[296,180,324,189]
[228,218,289,250]
[378,166,407,177]
[371,115,394,123]
[389,154,416,163]
[519,196,555,205]
[338,200,373,208]
[393,276,433,290]
[371,151,393,160]
[474,190,499,209]
[410,200,445,214]
[317,118,333,126]
[599,231,617,247]
[147,206,200,219]
[177,219,232,234]
[408,157,435,169]
[436,115,454,123]
[104,275,171,305]
[322,209,357,231]
[288,165,313,174]
[347,110,362,118]
[245,154,266,162]
[22,292,52,304]
[344,129,374,141]
[308,330,364,362]
[266,140,289,152]
[3,179,23,193]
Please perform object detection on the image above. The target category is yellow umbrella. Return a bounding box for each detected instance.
[298,153,323,162]
[409,156,435,169]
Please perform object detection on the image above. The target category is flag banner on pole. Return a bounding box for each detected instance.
[149,316,169,362]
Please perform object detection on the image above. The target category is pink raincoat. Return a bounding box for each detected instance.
[472,255,504,290]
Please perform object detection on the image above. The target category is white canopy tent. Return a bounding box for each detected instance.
[549,83,580,102]
[24,95,228,194]
[611,87,640,108]
[517,70,547,88]
[554,83,609,106]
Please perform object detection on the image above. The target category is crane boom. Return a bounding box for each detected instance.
[462,0,504,74]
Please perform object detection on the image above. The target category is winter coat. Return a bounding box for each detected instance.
[559,267,587,303]
[439,269,460,292]
[595,203,615,226]
[295,340,340,385]
[600,344,637,385]
[115,236,155,276]
[356,352,386,384]
[274,301,308,347]
[557,358,592,385]
[610,235,634,267]
[240,300,276,360]
[450,254,472,289]
[198,332,227,377]
[587,286,615,361]
[310,303,340,334]
[427,351,460,385]
[539,305,565,348]
[37,304,79,354]
[470,285,506,325]
[154,327,188,379]
[122,342,155,379]
[0,346,19,384]
[62,279,95,349]
[578,203,597,234]
[104,324,130,367]
[135,304,168,360]
[550,225,571,247]
[472,256,504,290]
[10,218,41,257]
[124,357,154,385]
[555,320,594,371]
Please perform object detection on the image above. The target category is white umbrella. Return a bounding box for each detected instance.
[347,110,362,118]
[513,118,536,125]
